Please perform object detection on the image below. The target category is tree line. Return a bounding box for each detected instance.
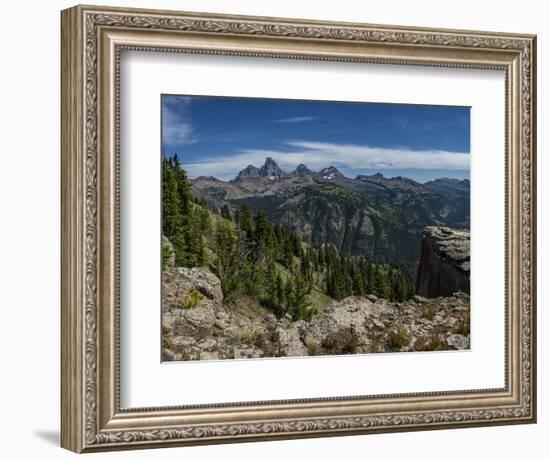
[163,156,413,321]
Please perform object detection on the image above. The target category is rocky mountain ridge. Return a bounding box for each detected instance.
[191,157,470,265]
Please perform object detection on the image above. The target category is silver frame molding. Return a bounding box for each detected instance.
[61,4,537,453]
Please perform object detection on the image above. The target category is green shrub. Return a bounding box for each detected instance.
[179,288,203,309]
[162,243,173,268]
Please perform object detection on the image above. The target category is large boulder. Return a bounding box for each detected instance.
[416,226,470,298]
[164,267,224,306]
[162,267,225,347]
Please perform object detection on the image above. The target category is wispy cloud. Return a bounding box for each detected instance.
[382,113,470,132]
[182,140,470,180]
[272,116,318,124]
[162,96,197,147]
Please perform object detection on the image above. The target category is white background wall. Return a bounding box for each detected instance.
[0,0,546,456]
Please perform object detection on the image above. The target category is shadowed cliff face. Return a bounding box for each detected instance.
[416,226,470,298]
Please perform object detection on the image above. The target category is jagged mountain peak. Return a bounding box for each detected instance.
[318,165,343,180]
[355,172,387,181]
[294,163,314,176]
[236,164,260,179]
[259,157,284,177]
[192,159,470,266]
[235,157,286,180]
[425,177,470,193]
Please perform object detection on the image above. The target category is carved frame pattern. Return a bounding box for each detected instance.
[61,5,536,453]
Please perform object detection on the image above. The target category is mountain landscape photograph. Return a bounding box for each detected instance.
[161,95,471,362]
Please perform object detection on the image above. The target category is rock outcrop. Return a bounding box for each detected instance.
[162,267,470,362]
[416,226,470,298]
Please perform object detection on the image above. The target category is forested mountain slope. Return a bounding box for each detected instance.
[191,157,470,266]
[163,156,413,322]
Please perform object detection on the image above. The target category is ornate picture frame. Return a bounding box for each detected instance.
[61,4,536,453]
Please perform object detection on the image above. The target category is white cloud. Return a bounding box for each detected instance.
[272,116,317,124]
[182,140,469,180]
[285,141,470,170]
[162,96,197,146]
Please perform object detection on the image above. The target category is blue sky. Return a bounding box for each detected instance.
[162,95,470,183]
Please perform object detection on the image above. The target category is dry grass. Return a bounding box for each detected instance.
[305,340,319,356]
[163,335,175,350]
[455,312,471,335]
[414,332,450,352]
[388,326,409,350]
[244,329,265,347]
[321,328,359,355]
[421,307,436,321]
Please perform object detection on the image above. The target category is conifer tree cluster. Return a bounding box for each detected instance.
[163,157,413,321]
[162,155,210,267]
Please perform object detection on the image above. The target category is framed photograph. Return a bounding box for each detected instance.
[61,4,537,453]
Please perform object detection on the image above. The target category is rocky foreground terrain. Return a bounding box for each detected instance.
[162,266,470,362]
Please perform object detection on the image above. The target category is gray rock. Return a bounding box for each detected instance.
[174,267,224,304]
[162,268,471,361]
[372,319,385,329]
[162,349,176,362]
[416,226,470,298]
[446,334,470,350]
[198,338,217,351]
[199,351,219,360]
[275,326,307,357]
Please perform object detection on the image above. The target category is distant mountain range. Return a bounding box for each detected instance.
[191,157,470,266]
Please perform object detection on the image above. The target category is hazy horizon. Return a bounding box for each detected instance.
[177,156,470,185]
[162,94,470,184]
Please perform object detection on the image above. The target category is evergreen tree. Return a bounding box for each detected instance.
[275,274,286,316]
[237,204,253,239]
[163,175,416,317]
[162,161,182,239]
[173,156,192,216]
[220,204,232,221]
[353,271,365,296]
[284,279,293,315]
[214,219,252,299]
[254,209,269,248]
